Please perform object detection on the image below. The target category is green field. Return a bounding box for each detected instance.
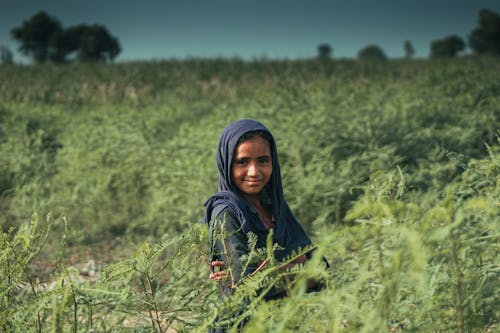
[0,57,499,332]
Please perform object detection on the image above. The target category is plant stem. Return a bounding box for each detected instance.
[452,240,464,333]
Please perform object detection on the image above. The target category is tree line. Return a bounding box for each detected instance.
[3,11,120,64]
[318,8,500,61]
[1,8,499,64]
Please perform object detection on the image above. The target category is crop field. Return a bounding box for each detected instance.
[0,57,499,332]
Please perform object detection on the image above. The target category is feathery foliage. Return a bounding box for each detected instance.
[0,57,498,332]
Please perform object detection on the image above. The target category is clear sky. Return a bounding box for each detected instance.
[1,0,500,62]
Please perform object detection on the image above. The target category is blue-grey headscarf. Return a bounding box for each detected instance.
[202,119,312,260]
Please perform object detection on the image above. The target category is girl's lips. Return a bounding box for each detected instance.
[245,179,262,185]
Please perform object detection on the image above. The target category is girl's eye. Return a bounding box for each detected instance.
[258,157,270,164]
[235,159,248,166]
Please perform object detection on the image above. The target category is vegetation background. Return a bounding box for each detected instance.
[0,56,498,332]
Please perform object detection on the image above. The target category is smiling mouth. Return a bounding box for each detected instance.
[245,180,262,185]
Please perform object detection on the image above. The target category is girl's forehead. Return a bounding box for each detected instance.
[235,136,271,152]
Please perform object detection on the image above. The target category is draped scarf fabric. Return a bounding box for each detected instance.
[202,119,311,260]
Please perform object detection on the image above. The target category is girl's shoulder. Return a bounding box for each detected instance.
[211,205,238,223]
[210,205,243,233]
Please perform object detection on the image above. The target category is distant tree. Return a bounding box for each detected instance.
[11,11,121,63]
[66,24,121,62]
[430,35,465,58]
[404,40,415,59]
[357,44,387,61]
[317,43,332,59]
[469,8,500,55]
[10,11,63,63]
[0,46,14,64]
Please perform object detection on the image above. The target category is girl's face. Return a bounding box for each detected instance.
[231,135,272,200]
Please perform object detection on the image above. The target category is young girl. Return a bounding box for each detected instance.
[202,119,323,330]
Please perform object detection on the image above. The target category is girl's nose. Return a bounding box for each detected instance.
[247,163,257,176]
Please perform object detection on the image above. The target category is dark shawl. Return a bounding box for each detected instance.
[202,119,311,260]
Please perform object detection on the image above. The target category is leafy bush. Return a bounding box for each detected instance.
[0,57,498,331]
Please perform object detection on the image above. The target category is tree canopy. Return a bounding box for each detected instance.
[317,43,332,60]
[10,11,121,63]
[10,11,63,63]
[468,8,500,55]
[0,46,14,65]
[357,45,387,61]
[404,40,415,59]
[65,24,121,62]
[430,35,465,58]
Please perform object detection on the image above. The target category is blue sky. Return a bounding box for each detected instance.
[1,0,499,62]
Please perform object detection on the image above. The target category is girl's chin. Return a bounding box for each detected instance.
[241,187,263,196]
